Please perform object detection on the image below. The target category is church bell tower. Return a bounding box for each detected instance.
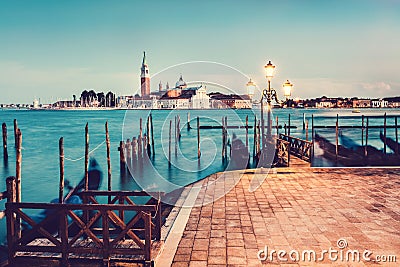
[140,51,150,96]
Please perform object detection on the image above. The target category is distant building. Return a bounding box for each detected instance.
[33,99,39,109]
[209,93,251,109]
[352,98,371,108]
[158,76,210,109]
[384,97,400,108]
[315,96,337,108]
[371,99,388,108]
[53,100,75,108]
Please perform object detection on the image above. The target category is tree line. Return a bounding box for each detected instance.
[79,90,116,107]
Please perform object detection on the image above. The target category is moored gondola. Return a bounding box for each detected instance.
[380,131,400,154]
[316,133,400,166]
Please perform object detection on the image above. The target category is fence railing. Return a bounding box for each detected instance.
[276,138,290,167]
[279,134,313,163]
[5,176,162,267]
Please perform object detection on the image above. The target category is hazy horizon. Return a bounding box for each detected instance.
[1,0,399,104]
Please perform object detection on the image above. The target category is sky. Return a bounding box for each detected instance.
[0,0,399,103]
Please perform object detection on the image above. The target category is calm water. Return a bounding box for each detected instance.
[0,107,399,241]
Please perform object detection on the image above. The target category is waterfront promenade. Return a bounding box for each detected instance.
[158,167,400,266]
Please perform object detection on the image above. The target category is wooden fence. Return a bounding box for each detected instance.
[279,134,313,163]
[276,138,290,167]
[5,176,162,267]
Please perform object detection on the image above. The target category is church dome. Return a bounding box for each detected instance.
[175,75,187,88]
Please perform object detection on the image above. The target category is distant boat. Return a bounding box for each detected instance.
[352,109,361,113]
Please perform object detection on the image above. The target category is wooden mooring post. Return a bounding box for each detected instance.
[396,116,399,155]
[147,116,151,157]
[13,119,18,148]
[253,115,257,159]
[197,116,201,159]
[16,129,22,203]
[169,120,172,164]
[138,118,143,158]
[142,134,147,160]
[311,114,314,162]
[15,129,22,239]
[150,114,155,156]
[174,116,178,157]
[222,117,225,160]
[119,141,126,172]
[361,115,364,147]
[365,117,369,157]
[126,139,131,170]
[256,120,261,156]
[132,137,138,161]
[276,116,279,136]
[105,122,112,203]
[177,115,181,141]
[225,117,228,157]
[2,122,7,160]
[245,115,249,148]
[305,120,309,141]
[288,114,291,136]
[383,112,387,154]
[187,112,191,130]
[303,113,306,130]
[84,123,89,191]
[6,176,17,264]
[335,114,339,162]
[59,137,64,203]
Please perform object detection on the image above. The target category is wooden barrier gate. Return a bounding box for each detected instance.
[277,134,313,167]
[5,177,162,267]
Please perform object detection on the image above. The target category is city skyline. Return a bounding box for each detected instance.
[1,0,399,103]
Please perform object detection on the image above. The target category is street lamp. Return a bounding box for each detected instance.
[283,79,293,99]
[260,61,293,150]
[246,78,256,100]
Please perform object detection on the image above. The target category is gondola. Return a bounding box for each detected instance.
[314,133,365,166]
[229,134,250,169]
[380,131,400,154]
[339,134,359,151]
[316,133,400,166]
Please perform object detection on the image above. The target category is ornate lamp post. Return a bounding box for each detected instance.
[248,61,293,153]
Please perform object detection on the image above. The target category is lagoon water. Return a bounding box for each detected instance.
[0,107,399,241]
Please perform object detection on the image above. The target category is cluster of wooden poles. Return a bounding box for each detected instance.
[114,112,307,171]
[1,119,115,205]
[2,119,22,162]
[117,113,203,172]
[1,120,22,202]
[118,114,155,173]
[0,119,22,221]
[59,122,114,203]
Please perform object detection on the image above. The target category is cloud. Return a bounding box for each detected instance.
[361,81,391,91]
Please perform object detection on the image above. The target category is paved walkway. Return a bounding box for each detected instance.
[169,168,400,266]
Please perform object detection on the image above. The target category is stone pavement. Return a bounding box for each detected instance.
[170,168,400,266]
